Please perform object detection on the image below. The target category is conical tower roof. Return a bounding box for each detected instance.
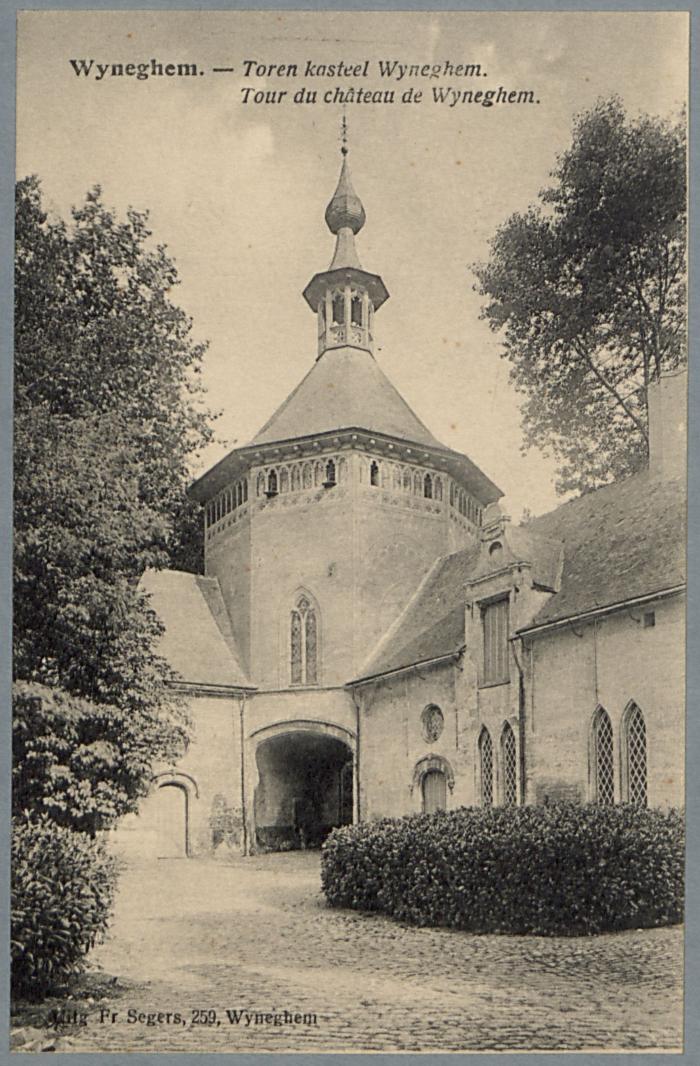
[250,345,444,449]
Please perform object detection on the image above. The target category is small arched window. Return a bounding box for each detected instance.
[479,727,493,807]
[424,473,433,499]
[501,723,517,807]
[291,466,301,492]
[351,292,363,326]
[325,459,336,486]
[593,707,615,805]
[370,461,380,487]
[623,703,647,807]
[290,596,318,686]
[302,463,313,489]
[413,471,422,496]
[434,477,443,501]
[267,469,278,496]
[402,468,412,493]
[332,291,345,325]
[256,472,266,498]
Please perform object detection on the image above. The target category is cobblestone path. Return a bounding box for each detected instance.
[49,852,682,1052]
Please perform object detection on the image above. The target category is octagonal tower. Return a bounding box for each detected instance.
[190,147,502,691]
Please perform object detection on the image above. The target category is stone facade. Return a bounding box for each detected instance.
[115,156,686,860]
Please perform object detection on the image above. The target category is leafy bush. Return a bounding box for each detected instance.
[321,804,684,936]
[11,816,117,999]
[13,680,187,835]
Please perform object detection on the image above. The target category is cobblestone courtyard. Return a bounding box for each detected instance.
[37,851,683,1052]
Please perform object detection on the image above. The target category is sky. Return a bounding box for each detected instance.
[16,11,688,519]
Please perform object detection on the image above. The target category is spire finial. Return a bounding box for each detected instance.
[325,118,365,236]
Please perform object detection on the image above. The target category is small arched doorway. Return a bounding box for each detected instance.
[422,769,447,813]
[151,784,188,858]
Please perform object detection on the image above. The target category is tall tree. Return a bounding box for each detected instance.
[14,177,214,822]
[473,98,686,495]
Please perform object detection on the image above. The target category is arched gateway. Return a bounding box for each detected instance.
[250,721,355,850]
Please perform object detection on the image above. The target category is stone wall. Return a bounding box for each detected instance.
[524,593,685,809]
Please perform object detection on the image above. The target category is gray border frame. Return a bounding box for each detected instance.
[1,2,697,1064]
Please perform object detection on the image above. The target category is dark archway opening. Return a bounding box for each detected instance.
[254,731,353,851]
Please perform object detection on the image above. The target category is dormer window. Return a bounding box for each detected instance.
[482,597,510,686]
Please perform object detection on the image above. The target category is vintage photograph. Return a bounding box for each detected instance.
[11,9,688,1054]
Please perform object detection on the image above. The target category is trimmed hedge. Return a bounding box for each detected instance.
[321,804,684,935]
[11,816,117,999]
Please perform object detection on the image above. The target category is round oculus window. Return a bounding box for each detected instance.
[421,705,445,743]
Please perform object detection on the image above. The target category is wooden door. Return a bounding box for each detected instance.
[422,769,447,814]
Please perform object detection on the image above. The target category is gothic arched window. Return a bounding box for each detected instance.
[593,707,615,805]
[290,596,318,686]
[370,461,380,487]
[424,473,433,499]
[267,469,278,496]
[479,727,493,807]
[279,468,289,493]
[413,471,422,496]
[291,466,301,492]
[256,472,266,497]
[351,292,363,326]
[434,477,443,501]
[325,459,336,485]
[501,723,517,806]
[623,703,648,807]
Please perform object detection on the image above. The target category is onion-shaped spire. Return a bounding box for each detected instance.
[324,152,366,236]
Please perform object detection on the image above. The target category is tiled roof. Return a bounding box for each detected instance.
[250,345,444,449]
[521,470,686,630]
[139,569,253,690]
[354,547,480,682]
[353,470,685,681]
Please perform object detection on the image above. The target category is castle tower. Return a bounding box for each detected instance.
[191,145,502,691]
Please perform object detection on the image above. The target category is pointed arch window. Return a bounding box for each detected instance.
[479,727,493,807]
[623,703,647,807]
[593,707,615,805]
[423,473,433,499]
[351,292,363,326]
[290,596,318,686]
[501,723,517,807]
[370,460,380,487]
[266,469,278,496]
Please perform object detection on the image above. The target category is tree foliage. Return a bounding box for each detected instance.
[473,98,686,494]
[14,177,212,820]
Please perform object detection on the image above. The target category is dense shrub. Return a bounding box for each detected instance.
[321,804,684,936]
[11,816,117,999]
[13,681,187,835]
